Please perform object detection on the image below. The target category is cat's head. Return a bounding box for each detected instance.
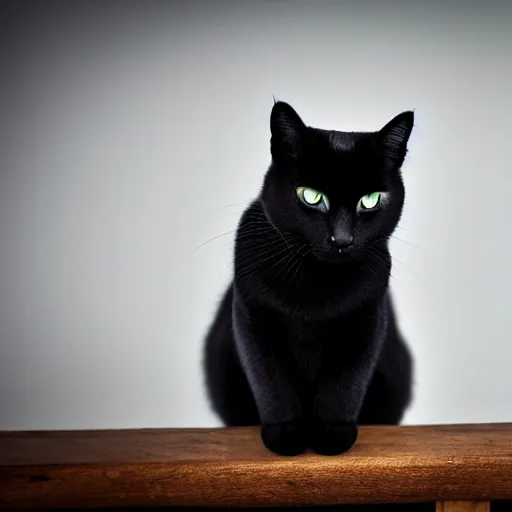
[261,101,414,263]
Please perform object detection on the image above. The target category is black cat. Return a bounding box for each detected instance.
[204,101,414,456]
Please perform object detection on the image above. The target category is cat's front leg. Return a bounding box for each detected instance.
[311,304,388,455]
[233,299,307,456]
[312,339,384,455]
[310,374,362,456]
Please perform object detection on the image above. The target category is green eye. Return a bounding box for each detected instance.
[357,192,384,212]
[296,186,330,212]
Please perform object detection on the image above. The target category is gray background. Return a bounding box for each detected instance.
[1,0,511,430]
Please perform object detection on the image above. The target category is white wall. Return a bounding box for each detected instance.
[1,0,511,429]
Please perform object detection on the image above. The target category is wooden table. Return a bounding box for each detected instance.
[1,423,512,510]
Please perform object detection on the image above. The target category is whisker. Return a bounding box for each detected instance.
[263,245,303,279]
[281,257,299,283]
[366,259,400,285]
[217,202,249,209]
[195,224,276,254]
[219,211,247,218]
[368,247,390,268]
[232,231,278,243]
[235,227,274,236]
[236,243,300,280]
[220,246,277,275]
[369,245,418,281]
[391,256,420,280]
[274,251,298,281]
[288,246,310,285]
[235,245,292,280]
[193,230,237,254]
[391,235,429,253]
[235,242,284,261]
[276,238,308,284]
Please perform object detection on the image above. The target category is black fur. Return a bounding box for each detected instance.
[204,101,414,456]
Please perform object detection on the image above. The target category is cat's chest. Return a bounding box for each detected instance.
[273,308,380,383]
[275,316,348,384]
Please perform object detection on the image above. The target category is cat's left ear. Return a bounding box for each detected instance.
[378,111,414,169]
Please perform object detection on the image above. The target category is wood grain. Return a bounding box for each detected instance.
[1,423,512,509]
[436,502,490,512]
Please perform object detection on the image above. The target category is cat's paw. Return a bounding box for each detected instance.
[261,421,308,456]
[311,421,358,455]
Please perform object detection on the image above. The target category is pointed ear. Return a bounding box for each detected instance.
[270,101,307,161]
[378,111,414,169]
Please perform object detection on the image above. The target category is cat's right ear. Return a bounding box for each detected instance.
[270,101,307,162]
[377,111,414,170]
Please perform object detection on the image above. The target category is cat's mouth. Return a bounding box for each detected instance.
[312,246,356,263]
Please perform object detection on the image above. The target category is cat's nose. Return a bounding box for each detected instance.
[330,233,354,249]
